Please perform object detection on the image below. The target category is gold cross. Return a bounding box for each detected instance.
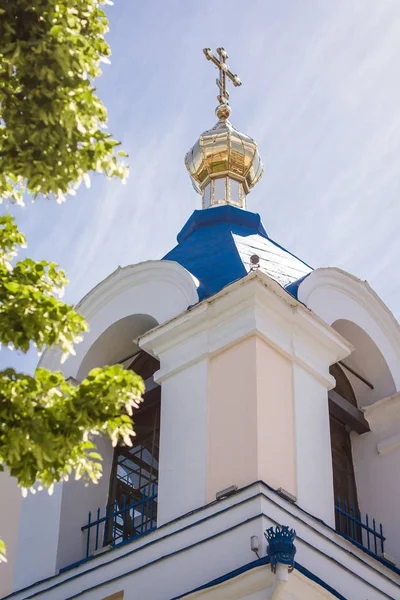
[203,47,242,108]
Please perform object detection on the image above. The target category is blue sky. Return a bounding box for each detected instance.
[3,0,400,373]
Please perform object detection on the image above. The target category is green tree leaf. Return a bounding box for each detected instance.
[0,0,129,204]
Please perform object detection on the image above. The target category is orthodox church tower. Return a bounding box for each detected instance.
[1,48,400,600]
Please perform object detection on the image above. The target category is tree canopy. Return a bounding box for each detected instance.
[0,0,128,204]
[0,1,140,564]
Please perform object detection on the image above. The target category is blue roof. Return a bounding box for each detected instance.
[163,205,312,301]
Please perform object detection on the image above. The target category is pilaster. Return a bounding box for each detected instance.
[140,271,352,524]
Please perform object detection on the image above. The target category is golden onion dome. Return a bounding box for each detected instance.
[185,117,263,208]
[185,47,264,210]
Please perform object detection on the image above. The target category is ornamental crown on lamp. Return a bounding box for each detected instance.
[265,525,297,573]
[185,47,264,210]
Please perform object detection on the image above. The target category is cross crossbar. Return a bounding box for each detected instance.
[203,47,242,108]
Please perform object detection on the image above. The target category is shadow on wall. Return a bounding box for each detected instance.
[77,313,159,381]
[332,319,396,407]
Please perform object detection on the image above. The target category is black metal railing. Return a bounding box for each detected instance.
[82,485,157,558]
[335,497,385,557]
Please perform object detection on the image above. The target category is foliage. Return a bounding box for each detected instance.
[0,216,145,563]
[0,215,144,493]
[0,216,86,358]
[0,0,128,205]
[0,539,5,564]
[0,366,144,490]
[0,1,140,564]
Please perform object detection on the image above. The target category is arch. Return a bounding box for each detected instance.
[35,260,198,571]
[332,319,395,406]
[39,260,199,378]
[77,314,158,380]
[297,268,400,399]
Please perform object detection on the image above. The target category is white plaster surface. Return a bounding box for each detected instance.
[298,267,400,564]
[157,359,208,525]
[7,265,400,599]
[5,484,399,600]
[142,273,351,528]
[12,483,63,591]
[39,261,199,379]
[56,435,115,573]
[10,260,198,591]
[0,472,22,598]
[292,363,335,527]
[297,268,400,395]
[353,392,400,565]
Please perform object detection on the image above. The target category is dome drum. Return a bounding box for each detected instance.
[203,176,245,209]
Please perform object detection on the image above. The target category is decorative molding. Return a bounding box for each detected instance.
[363,391,400,432]
[297,267,400,380]
[39,260,199,372]
[75,260,199,320]
[10,482,398,600]
[140,271,352,386]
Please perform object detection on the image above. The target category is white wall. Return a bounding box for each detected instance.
[292,363,335,527]
[7,483,399,600]
[0,472,22,598]
[157,359,208,525]
[12,484,64,591]
[142,273,351,529]
[56,435,115,572]
[353,394,400,564]
[10,261,199,590]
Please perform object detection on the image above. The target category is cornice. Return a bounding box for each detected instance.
[362,391,400,432]
[140,271,352,386]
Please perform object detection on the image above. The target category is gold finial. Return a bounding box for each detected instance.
[185,47,263,209]
[203,47,242,120]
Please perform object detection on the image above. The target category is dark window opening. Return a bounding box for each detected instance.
[107,351,160,545]
[329,364,360,537]
[330,363,357,407]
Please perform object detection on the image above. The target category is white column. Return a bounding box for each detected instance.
[157,359,208,525]
[292,363,335,527]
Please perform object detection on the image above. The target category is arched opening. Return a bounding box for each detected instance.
[329,319,395,543]
[332,319,396,407]
[296,271,400,559]
[59,314,162,567]
[77,313,158,380]
[106,350,160,545]
[329,363,359,531]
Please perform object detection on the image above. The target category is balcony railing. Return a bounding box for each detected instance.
[82,485,157,559]
[335,497,385,558]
